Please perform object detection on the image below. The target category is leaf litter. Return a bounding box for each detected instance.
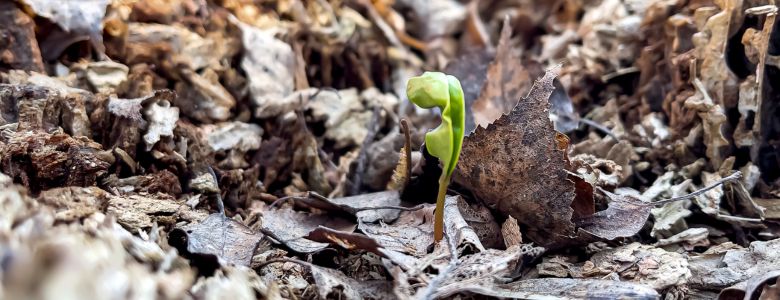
[2,0,780,299]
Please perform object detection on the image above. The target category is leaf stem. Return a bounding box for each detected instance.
[434,175,449,241]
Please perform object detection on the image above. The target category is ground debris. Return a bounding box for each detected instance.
[1,0,780,298]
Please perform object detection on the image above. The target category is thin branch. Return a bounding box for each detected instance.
[652,171,742,205]
[401,118,412,186]
[579,117,620,141]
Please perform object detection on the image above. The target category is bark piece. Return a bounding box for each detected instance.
[0,131,111,194]
[0,1,44,72]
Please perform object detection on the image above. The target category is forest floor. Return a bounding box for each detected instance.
[1,0,780,299]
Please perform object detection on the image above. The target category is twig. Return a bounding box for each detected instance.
[401,119,412,186]
[350,106,382,195]
[420,229,459,300]
[651,171,742,205]
[579,117,620,141]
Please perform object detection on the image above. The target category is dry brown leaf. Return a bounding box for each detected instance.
[574,190,653,240]
[438,278,659,299]
[443,49,493,132]
[358,205,435,257]
[455,67,577,248]
[260,206,355,254]
[471,18,532,129]
[291,190,404,223]
[169,213,263,267]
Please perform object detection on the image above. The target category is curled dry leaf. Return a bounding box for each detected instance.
[574,190,654,241]
[169,213,263,268]
[454,67,577,248]
[260,206,356,254]
[290,190,404,223]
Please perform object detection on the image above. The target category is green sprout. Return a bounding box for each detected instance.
[406,72,465,242]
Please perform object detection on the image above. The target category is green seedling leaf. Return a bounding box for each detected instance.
[406,71,465,241]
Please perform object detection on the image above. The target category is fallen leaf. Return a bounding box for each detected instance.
[470,18,532,129]
[690,239,780,290]
[306,226,418,270]
[231,17,295,118]
[291,190,404,223]
[431,244,545,298]
[576,242,691,291]
[437,278,659,299]
[574,190,653,240]
[260,206,355,254]
[358,205,435,257]
[455,67,578,248]
[443,49,493,133]
[169,213,263,267]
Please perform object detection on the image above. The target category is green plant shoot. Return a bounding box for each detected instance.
[406,72,465,242]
